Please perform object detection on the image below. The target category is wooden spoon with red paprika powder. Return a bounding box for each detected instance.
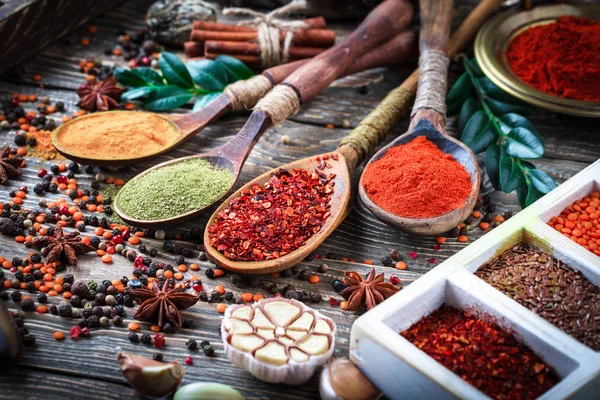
[358,0,481,236]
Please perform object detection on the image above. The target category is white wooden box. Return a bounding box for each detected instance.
[350,159,600,399]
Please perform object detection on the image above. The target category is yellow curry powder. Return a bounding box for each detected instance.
[55,111,180,160]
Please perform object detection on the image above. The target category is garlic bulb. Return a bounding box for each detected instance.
[221,298,336,385]
[320,358,381,400]
[117,350,185,398]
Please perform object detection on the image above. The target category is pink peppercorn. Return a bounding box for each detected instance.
[154,333,166,348]
[185,356,193,365]
[408,251,418,259]
[390,275,401,285]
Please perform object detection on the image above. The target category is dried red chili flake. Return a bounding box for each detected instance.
[69,326,81,339]
[208,168,335,261]
[400,305,558,399]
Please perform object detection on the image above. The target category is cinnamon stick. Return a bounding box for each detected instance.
[184,41,204,58]
[189,28,336,48]
[204,41,324,59]
[192,17,327,31]
[205,52,261,66]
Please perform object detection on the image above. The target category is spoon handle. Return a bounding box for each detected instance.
[410,0,453,131]
[283,0,413,104]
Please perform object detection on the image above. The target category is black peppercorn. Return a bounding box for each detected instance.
[112,316,123,326]
[49,304,58,315]
[186,339,198,350]
[318,263,329,273]
[10,291,21,302]
[37,293,48,304]
[310,292,322,303]
[205,268,215,279]
[298,269,310,281]
[202,344,215,356]
[141,333,152,345]
[152,353,163,362]
[381,256,394,266]
[20,297,35,311]
[331,279,347,293]
[128,332,139,342]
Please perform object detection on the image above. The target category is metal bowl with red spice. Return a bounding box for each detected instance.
[350,160,600,399]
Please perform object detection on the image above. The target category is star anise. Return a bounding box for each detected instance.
[0,147,23,185]
[77,76,125,111]
[128,280,198,328]
[340,269,400,311]
[34,223,96,265]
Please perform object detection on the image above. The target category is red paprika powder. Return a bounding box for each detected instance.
[506,16,600,101]
[362,136,471,218]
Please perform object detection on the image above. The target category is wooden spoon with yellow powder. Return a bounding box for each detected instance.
[51,31,416,166]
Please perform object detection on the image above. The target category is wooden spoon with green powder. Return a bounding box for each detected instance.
[114,0,414,227]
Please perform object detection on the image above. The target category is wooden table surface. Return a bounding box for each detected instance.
[0,1,598,399]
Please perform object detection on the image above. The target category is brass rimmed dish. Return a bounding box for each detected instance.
[475,4,600,118]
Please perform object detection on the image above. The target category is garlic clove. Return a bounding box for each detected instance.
[297,334,329,355]
[288,312,314,331]
[231,334,265,352]
[229,319,253,334]
[222,298,336,385]
[174,382,244,400]
[286,329,308,340]
[319,358,381,400]
[264,301,300,326]
[257,328,275,339]
[255,341,288,365]
[290,348,309,362]
[232,306,253,320]
[314,319,333,334]
[117,350,184,398]
[252,308,275,329]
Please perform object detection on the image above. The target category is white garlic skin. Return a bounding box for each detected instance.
[221,297,336,385]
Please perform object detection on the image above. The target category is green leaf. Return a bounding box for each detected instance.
[143,86,193,111]
[458,97,479,135]
[460,110,497,154]
[505,127,544,159]
[516,180,529,208]
[527,169,557,194]
[115,67,149,87]
[485,144,501,189]
[465,58,483,77]
[499,148,522,193]
[193,92,222,111]
[500,113,542,141]
[121,86,158,101]
[446,73,472,115]
[158,52,195,89]
[133,67,165,86]
[187,60,228,91]
[487,97,535,116]
[525,184,544,206]
[215,55,253,81]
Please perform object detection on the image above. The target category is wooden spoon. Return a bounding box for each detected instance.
[114,0,414,228]
[52,30,416,167]
[358,0,480,236]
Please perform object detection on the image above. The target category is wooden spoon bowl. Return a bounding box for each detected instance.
[359,119,480,236]
[204,152,351,274]
[113,153,238,228]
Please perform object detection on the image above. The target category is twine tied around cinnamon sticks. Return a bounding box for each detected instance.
[222,0,311,67]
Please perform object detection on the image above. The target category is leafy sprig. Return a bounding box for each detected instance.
[115,52,254,111]
[447,56,557,208]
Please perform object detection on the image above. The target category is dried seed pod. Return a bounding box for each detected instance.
[319,358,381,400]
[221,298,335,385]
[117,349,184,397]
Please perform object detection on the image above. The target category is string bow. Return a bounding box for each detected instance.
[222,0,309,67]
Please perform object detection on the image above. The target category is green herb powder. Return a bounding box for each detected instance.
[117,158,234,220]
